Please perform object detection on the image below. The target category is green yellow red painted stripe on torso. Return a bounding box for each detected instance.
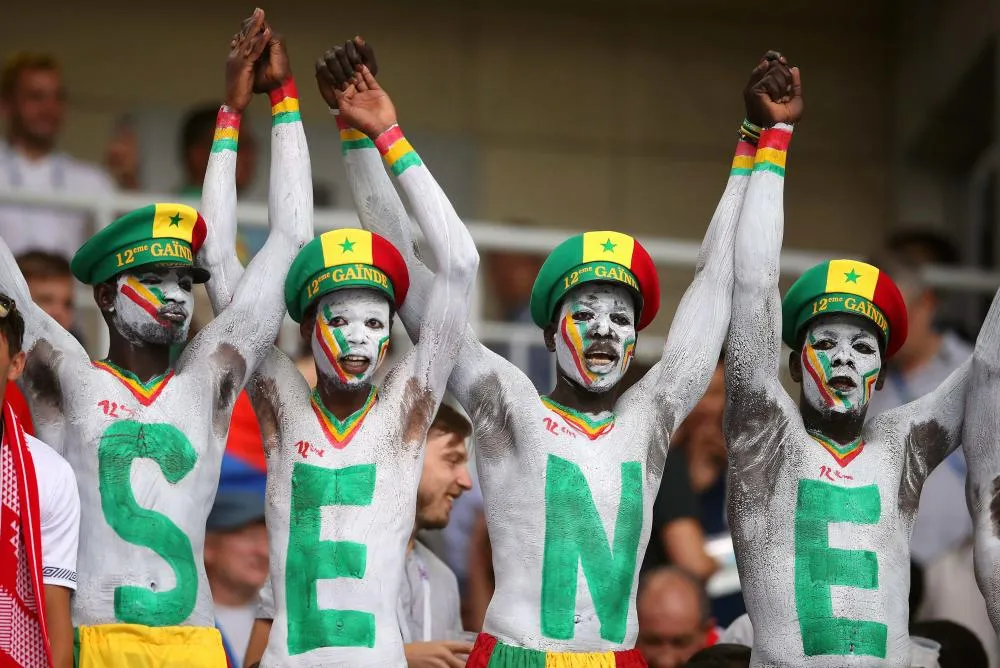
[92,359,175,406]
[310,386,378,448]
[541,396,615,440]
[808,431,865,468]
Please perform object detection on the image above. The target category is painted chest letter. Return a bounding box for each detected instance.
[286,462,376,655]
[98,421,198,626]
[541,454,642,643]
[794,479,886,658]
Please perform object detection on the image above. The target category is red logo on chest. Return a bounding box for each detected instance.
[97,399,136,419]
[819,465,854,482]
[296,440,326,459]
[543,417,578,439]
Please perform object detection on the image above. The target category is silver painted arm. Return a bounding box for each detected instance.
[180,80,313,406]
[723,124,800,447]
[337,116,533,451]
[623,137,753,438]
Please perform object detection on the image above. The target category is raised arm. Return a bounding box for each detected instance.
[315,45,536,424]
[197,102,244,312]
[334,66,479,438]
[961,284,1000,631]
[180,13,312,398]
[724,61,802,427]
[0,235,87,449]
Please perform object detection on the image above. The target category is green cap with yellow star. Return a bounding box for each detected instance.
[781,259,909,358]
[529,230,661,330]
[284,228,411,322]
[70,203,210,285]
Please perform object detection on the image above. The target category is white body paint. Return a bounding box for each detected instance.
[725,124,971,667]
[553,285,636,392]
[960,271,1000,634]
[198,116,477,665]
[800,318,882,418]
[341,129,747,654]
[112,270,194,346]
[312,290,390,387]
[0,99,313,628]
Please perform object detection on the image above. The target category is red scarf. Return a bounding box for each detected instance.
[0,402,52,667]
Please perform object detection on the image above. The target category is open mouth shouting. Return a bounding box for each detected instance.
[827,375,858,394]
[583,342,620,371]
[339,354,371,376]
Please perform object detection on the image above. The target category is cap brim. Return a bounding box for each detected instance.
[143,263,211,284]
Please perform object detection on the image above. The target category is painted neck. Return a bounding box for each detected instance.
[316,372,375,422]
[105,330,173,383]
[547,368,619,415]
[799,394,867,446]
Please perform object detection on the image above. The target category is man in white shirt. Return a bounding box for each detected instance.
[0,52,116,258]
[0,292,80,668]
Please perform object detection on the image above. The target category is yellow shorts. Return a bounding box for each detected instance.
[74,623,228,668]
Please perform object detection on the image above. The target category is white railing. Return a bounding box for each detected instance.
[8,188,1000,364]
[6,189,999,598]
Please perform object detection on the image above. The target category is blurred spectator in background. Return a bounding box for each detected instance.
[177,104,261,264]
[0,52,116,258]
[205,490,268,668]
[636,567,719,668]
[482,219,550,390]
[401,403,476,666]
[867,230,998,665]
[16,251,76,334]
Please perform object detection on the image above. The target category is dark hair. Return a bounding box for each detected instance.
[683,643,751,667]
[637,566,711,624]
[0,293,25,355]
[179,104,221,159]
[1,51,59,100]
[885,229,961,266]
[430,403,472,440]
[909,620,988,668]
[16,250,72,281]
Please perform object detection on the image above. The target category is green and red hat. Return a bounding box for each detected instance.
[781,259,908,358]
[284,228,410,323]
[70,203,209,285]
[529,230,660,330]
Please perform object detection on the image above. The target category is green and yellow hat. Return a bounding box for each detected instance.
[70,203,209,285]
[529,230,660,330]
[781,259,909,358]
[284,228,410,323]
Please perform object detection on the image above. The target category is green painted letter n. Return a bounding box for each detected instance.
[540,454,643,644]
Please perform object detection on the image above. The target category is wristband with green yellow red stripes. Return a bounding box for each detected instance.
[211,107,241,154]
[268,78,301,126]
[333,112,375,155]
[374,124,423,176]
[753,124,792,177]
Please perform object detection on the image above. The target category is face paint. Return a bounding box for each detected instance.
[800,317,882,416]
[311,289,391,389]
[553,283,637,393]
[112,269,194,346]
